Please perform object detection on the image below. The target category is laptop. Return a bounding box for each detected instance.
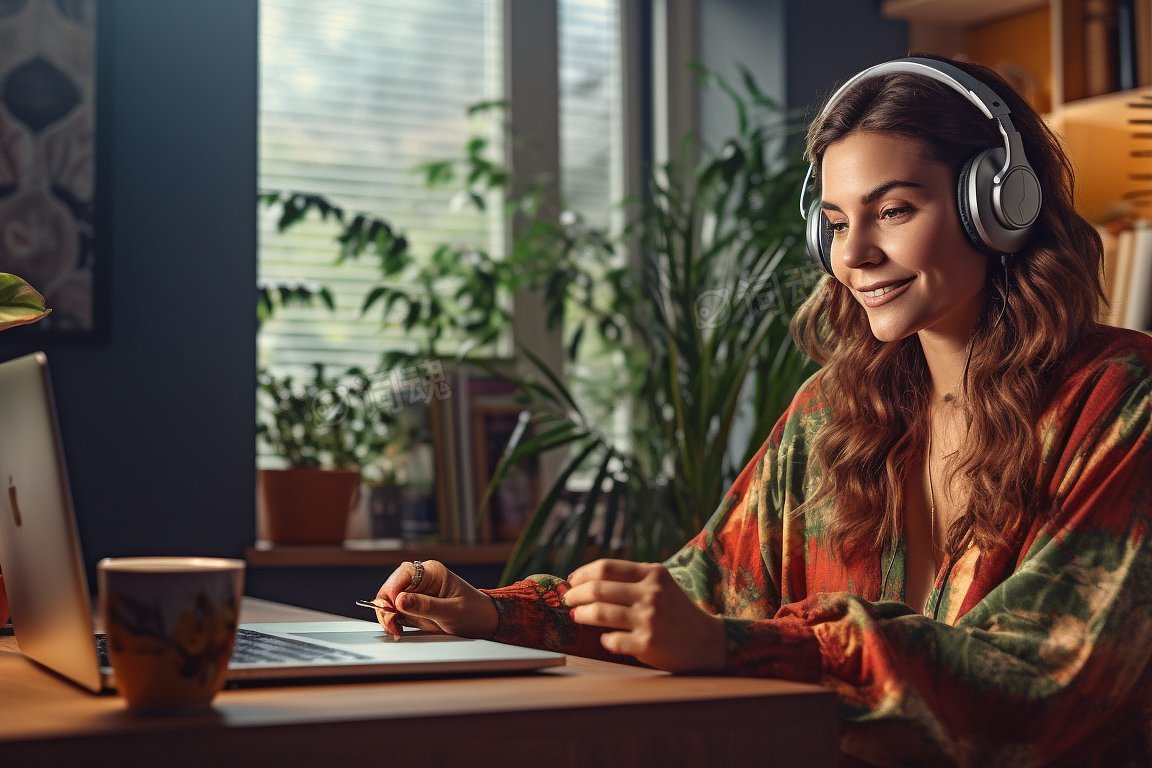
[0,351,563,693]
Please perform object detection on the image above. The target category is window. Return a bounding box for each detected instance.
[258,0,626,467]
[258,0,503,376]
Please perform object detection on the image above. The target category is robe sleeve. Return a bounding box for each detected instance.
[478,389,806,662]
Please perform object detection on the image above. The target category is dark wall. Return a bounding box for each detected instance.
[696,0,907,150]
[0,0,258,575]
[783,2,909,114]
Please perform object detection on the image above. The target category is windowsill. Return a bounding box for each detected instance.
[245,540,515,568]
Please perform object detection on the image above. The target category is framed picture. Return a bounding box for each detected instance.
[0,0,104,341]
[470,401,539,543]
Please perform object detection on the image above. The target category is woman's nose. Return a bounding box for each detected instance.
[836,225,883,270]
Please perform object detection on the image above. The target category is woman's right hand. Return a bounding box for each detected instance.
[370,560,499,639]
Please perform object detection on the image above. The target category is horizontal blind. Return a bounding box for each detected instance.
[559,0,626,440]
[258,0,503,376]
[258,0,626,470]
[560,0,622,232]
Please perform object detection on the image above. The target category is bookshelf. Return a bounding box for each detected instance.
[245,541,514,568]
[883,0,1152,327]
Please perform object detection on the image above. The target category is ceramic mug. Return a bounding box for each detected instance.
[98,557,244,713]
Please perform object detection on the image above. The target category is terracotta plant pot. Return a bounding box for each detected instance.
[258,468,360,545]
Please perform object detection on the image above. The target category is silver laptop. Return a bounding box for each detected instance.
[0,351,563,692]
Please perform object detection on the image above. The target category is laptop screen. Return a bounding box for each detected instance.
[0,352,105,691]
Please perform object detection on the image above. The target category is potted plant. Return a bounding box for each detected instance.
[256,363,394,545]
[0,273,51,625]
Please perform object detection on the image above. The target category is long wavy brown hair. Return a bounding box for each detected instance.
[791,56,1105,559]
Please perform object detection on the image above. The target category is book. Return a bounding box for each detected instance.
[1124,220,1152,329]
[1099,224,1121,322]
[1117,0,1139,91]
[1136,0,1152,87]
[1085,0,1121,97]
[459,374,529,543]
[470,404,539,543]
[428,368,523,543]
[428,391,460,543]
[1110,226,1137,326]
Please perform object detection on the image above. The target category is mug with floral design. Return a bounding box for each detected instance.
[98,557,244,713]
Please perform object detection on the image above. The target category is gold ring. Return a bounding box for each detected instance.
[409,560,424,590]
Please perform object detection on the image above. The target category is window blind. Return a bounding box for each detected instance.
[258,0,503,374]
[258,0,624,466]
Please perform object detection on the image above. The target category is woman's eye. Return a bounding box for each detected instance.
[825,220,848,236]
[880,205,913,220]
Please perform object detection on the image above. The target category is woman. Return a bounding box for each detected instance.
[371,56,1152,766]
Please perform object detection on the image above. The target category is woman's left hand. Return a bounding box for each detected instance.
[564,559,726,673]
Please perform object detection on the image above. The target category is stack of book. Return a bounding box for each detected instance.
[1102,219,1152,329]
[1083,0,1152,96]
[428,368,540,545]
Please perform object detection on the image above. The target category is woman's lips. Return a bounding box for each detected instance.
[857,277,914,308]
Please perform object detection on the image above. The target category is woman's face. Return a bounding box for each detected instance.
[820,131,988,344]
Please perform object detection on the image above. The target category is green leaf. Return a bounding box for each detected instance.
[0,274,51,331]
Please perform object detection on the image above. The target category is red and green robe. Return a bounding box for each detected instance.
[482,325,1152,766]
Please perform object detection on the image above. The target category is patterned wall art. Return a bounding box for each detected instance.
[0,0,98,338]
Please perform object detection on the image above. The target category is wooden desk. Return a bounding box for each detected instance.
[0,598,839,767]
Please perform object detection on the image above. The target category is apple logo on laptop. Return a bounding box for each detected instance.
[7,476,21,527]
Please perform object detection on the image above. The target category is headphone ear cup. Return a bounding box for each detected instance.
[955,154,987,252]
[957,147,1039,254]
[805,198,834,275]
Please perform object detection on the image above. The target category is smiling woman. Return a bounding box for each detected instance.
[366,56,1152,766]
[819,131,990,344]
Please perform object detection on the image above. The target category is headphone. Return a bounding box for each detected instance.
[799,57,1042,275]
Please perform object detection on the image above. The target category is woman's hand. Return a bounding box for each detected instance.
[564,559,726,673]
[371,560,498,639]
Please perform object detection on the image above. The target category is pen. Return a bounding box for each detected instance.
[355,598,397,612]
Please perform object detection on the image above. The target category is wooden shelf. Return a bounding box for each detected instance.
[883,0,1047,24]
[246,541,515,568]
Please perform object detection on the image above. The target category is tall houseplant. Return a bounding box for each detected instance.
[492,69,817,582]
[260,69,817,579]
[0,273,51,624]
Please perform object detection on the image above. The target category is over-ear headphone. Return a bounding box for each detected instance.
[799,57,1042,275]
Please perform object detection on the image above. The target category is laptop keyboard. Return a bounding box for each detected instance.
[96,627,374,667]
[230,628,373,664]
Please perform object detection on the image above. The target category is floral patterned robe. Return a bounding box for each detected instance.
[481,325,1152,767]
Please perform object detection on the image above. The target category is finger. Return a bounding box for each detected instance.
[570,601,642,631]
[394,591,452,629]
[375,569,409,605]
[375,559,435,605]
[563,579,644,608]
[403,560,425,592]
[568,558,655,586]
[377,601,443,634]
[598,630,636,657]
[375,608,404,637]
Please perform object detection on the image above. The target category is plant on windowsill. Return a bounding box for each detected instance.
[255,362,396,546]
[0,273,51,625]
[260,68,818,580]
[255,285,400,546]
